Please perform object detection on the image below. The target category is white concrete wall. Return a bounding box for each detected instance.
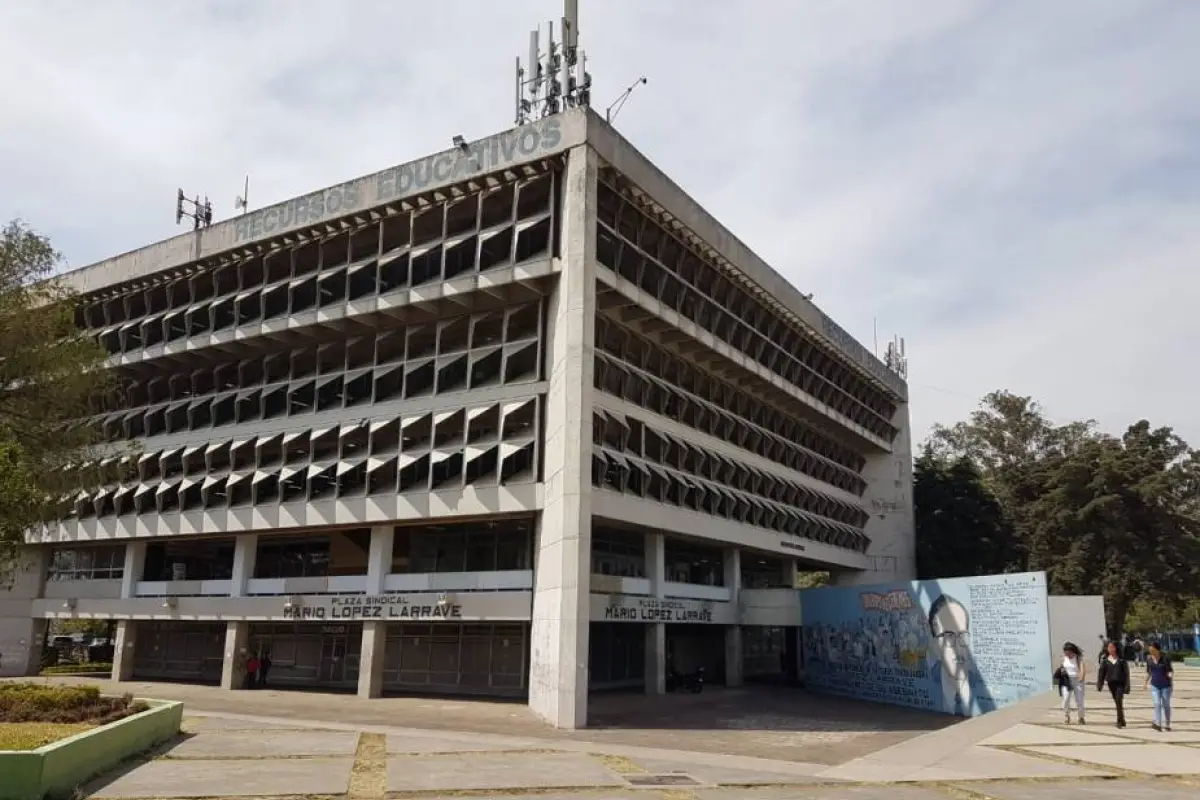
[528,144,597,730]
[834,401,916,586]
[1048,594,1107,669]
[0,549,48,676]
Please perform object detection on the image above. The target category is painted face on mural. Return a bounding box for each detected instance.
[930,598,971,682]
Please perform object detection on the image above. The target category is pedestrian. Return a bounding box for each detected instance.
[245,653,260,690]
[259,653,272,688]
[1144,641,1174,732]
[1058,642,1087,724]
[1096,640,1131,729]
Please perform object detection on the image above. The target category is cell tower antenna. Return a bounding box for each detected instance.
[884,334,909,380]
[175,188,214,230]
[234,175,250,215]
[606,76,648,124]
[514,0,592,126]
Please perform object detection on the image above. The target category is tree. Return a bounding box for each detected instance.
[927,392,1200,639]
[1025,421,1200,637]
[913,446,1017,580]
[928,391,1096,572]
[0,220,115,572]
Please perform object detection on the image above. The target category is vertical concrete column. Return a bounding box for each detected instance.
[120,541,146,599]
[112,619,138,681]
[0,548,50,677]
[358,621,387,698]
[723,547,743,688]
[644,531,666,695]
[220,621,249,690]
[835,401,916,586]
[358,525,394,698]
[364,524,394,594]
[529,144,598,730]
[781,558,799,589]
[229,533,258,597]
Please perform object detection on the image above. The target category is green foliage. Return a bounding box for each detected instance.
[914,446,1017,579]
[0,683,142,724]
[1126,596,1200,632]
[0,220,119,572]
[927,391,1200,638]
[796,571,829,589]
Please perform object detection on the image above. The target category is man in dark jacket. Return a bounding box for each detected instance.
[1096,640,1131,728]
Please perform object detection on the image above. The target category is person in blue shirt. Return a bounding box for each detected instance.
[1143,641,1174,732]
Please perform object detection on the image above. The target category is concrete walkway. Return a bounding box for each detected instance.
[32,667,1200,798]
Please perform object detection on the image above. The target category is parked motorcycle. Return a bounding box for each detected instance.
[666,666,705,693]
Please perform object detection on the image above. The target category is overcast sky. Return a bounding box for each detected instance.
[1,1,1197,448]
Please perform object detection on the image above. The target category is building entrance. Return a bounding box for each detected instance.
[381,622,528,697]
[588,622,645,691]
[666,624,726,683]
[248,622,362,690]
[132,621,225,683]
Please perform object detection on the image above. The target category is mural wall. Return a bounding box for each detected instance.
[801,571,1052,717]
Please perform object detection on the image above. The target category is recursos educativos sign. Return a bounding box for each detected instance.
[230,116,569,245]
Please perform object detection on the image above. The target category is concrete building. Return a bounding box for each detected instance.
[0,108,913,729]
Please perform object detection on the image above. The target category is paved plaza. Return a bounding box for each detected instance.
[22,667,1200,798]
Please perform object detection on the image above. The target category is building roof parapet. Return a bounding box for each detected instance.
[59,112,588,297]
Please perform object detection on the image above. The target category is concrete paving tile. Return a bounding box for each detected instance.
[622,756,814,786]
[167,729,360,758]
[949,778,1198,800]
[908,745,1114,780]
[1023,743,1200,774]
[1089,726,1200,743]
[408,795,648,800]
[385,732,522,753]
[979,723,1131,746]
[89,757,354,797]
[695,787,948,800]
[185,714,331,732]
[386,752,624,791]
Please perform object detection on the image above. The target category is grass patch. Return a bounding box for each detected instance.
[0,721,96,751]
[0,683,147,725]
[40,662,112,675]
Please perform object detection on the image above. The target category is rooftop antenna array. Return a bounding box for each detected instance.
[514,0,592,125]
[175,189,213,230]
[884,335,908,380]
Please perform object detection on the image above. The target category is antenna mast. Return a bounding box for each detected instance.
[606,76,647,123]
[514,0,592,126]
[234,175,250,215]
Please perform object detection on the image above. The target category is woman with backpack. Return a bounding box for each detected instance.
[1056,642,1087,724]
[1143,641,1174,732]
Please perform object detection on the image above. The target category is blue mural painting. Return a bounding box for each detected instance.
[800,571,1053,717]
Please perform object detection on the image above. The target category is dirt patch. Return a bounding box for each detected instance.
[348,732,388,800]
[0,721,95,750]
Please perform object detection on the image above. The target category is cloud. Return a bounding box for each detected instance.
[2,0,1197,447]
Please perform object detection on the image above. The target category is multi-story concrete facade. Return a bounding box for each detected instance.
[0,109,913,729]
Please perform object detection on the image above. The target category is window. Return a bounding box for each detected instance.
[47,546,125,581]
[391,518,533,573]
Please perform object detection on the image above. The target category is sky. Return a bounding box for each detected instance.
[1,0,1198,449]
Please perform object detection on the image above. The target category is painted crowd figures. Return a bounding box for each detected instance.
[802,572,1054,718]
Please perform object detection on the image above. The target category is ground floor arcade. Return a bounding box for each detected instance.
[105,613,800,700]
